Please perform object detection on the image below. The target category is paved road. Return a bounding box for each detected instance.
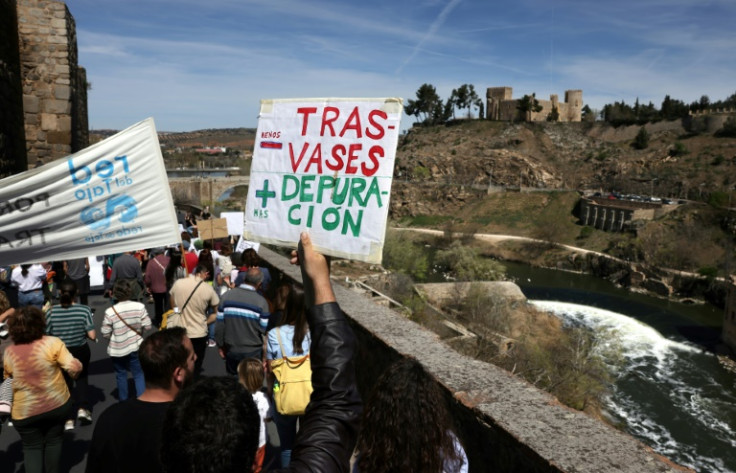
[0,292,281,472]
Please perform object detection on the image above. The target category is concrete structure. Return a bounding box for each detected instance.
[723,276,736,353]
[578,197,680,232]
[263,246,690,472]
[487,87,582,122]
[10,0,89,167]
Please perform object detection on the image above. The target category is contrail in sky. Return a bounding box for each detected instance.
[396,0,462,74]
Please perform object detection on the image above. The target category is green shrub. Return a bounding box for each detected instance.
[670,141,689,156]
[697,266,718,278]
[434,240,505,281]
[632,127,649,150]
[578,226,595,239]
[382,230,429,280]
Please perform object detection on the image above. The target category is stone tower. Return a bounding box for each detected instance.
[564,90,583,122]
[15,0,88,167]
[0,0,27,179]
[486,87,513,121]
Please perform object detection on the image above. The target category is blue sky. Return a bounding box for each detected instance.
[68,0,736,132]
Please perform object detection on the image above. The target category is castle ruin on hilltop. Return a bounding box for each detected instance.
[0,0,88,178]
[486,87,582,122]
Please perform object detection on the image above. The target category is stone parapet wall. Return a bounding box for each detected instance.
[260,246,689,472]
[0,0,27,178]
[16,0,87,165]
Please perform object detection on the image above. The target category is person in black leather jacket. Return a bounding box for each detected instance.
[160,232,362,473]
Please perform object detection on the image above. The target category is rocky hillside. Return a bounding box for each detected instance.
[391,119,736,218]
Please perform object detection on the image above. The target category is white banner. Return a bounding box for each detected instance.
[244,97,402,263]
[0,118,180,265]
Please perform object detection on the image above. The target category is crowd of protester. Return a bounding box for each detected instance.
[0,226,468,472]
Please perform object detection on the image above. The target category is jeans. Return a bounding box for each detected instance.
[224,348,262,376]
[13,399,71,473]
[111,352,145,401]
[64,344,91,412]
[273,410,300,468]
[18,289,44,309]
[190,337,207,375]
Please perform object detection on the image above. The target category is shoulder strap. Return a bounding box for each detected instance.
[181,280,204,312]
[111,305,143,338]
[275,326,287,360]
[153,257,166,273]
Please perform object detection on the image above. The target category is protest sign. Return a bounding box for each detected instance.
[221,211,245,236]
[235,236,260,253]
[198,218,229,240]
[0,118,180,265]
[244,98,402,264]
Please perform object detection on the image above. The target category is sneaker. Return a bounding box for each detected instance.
[64,419,75,431]
[207,339,217,348]
[77,408,92,425]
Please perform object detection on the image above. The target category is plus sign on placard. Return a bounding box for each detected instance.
[255,180,276,208]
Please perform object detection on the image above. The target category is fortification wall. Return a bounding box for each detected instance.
[486,87,583,123]
[0,0,27,178]
[16,0,88,165]
[262,246,689,472]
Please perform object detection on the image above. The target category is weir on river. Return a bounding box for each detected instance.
[504,261,736,473]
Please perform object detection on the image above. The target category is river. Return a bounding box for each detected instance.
[502,261,736,473]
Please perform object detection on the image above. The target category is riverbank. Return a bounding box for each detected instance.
[395,227,729,309]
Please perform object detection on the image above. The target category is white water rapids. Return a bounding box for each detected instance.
[530,300,736,473]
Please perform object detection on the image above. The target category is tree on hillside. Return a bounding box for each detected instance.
[547,105,560,122]
[581,105,596,122]
[633,127,650,149]
[660,95,689,120]
[517,93,543,121]
[449,84,481,119]
[715,116,736,138]
[406,84,443,125]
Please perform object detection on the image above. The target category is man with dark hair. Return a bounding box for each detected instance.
[215,267,270,375]
[161,377,259,473]
[86,327,196,473]
[161,232,362,473]
[106,251,144,301]
[170,264,219,374]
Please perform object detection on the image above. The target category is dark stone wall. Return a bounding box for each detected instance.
[0,0,28,178]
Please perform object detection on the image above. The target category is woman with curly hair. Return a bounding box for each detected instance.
[355,357,468,473]
[265,284,309,468]
[3,306,82,473]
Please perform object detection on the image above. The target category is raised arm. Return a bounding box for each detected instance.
[283,233,361,473]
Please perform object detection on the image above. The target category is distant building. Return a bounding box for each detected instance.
[195,147,226,155]
[724,276,736,354]
[486,87,582,122]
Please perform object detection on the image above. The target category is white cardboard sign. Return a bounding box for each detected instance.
[244,98,402,263]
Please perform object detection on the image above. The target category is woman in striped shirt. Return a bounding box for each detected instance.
[45,280,96,431]
[102,279,152,401]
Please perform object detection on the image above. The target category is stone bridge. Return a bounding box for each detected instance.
[168,176,250,205]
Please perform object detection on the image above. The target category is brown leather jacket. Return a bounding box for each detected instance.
[277,302,362,472]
